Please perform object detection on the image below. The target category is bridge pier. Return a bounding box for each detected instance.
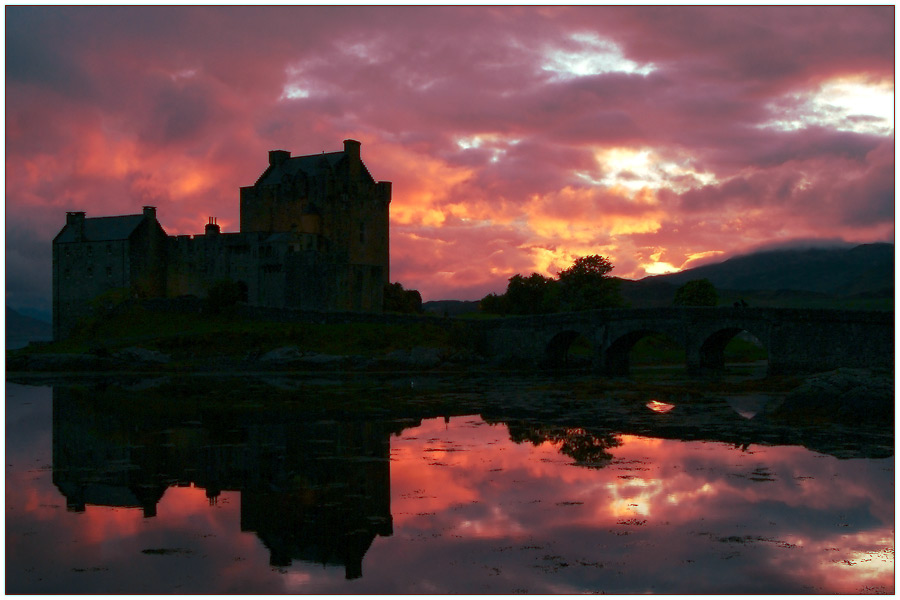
[685,346,704,375]
[597,347,629,377]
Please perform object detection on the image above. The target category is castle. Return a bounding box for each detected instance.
[53,139,391,340]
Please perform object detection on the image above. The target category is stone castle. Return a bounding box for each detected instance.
[53,139,391,340]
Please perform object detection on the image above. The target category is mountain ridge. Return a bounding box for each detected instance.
[6,307,53,349]
[424,242,893,313]
[642,242,893,295]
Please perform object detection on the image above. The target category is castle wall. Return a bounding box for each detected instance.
[129,220,168,298]
[53,239,130,339]
[52,215,168,340]
[239,182,324,237]
[166,232,263,301]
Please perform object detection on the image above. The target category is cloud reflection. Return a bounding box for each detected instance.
[6,382,893,594]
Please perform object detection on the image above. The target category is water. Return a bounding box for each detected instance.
[5,375,894,594]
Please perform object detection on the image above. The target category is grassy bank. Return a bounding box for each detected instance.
[14,307,474,360]
[12,306,766,371]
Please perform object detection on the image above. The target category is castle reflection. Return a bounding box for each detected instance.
[51,385,399,579]
[47,377,892,585]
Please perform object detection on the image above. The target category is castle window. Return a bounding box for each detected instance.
[87,246,93,257]
[87,266,93,277]
[359,222,366,244]
[106,244,112,255]
[106,266,112,278]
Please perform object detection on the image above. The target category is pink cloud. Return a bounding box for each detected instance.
[5,6,893,310]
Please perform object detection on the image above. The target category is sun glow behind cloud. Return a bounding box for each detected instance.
[456,134,521,163]
[542,32,656,79]
[280,65,313,100]
[582,147,717,194]
[761,76,894,135]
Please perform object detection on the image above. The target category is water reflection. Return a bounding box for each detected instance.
[6,377,894,594]
[51,385,394,579]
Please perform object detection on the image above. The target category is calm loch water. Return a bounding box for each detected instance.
[5,375,894,594]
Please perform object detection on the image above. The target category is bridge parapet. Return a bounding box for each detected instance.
[472,307,893,376]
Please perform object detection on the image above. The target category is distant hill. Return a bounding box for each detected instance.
[6,307,52,349]
[619,243,893,310]
[433,243,893,313]
[423,300,480,316]
[647,243,893,295]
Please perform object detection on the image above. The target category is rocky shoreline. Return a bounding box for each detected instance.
[6,344,489,373]
[8,346,893,431]
[762,367,894,426]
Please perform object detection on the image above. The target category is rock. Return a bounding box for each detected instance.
[408,347,443,368]
[114,346,171,364]
[6,353,111,371]
[259,346,303,363]
[256,347,351,369]
[296,352,348,366]
[444,349,486,366]
[766,368,893,426]
[381,347,444,369]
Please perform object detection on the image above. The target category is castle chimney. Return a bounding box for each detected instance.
[205,216,220,236]
[66,211,86,241]
[66,211,85,225]
[143,206,157,220]
[344,139,361,178]
[268,150,290,167]
[343,139,361,162]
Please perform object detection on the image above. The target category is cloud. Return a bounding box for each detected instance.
[5,6,894,305]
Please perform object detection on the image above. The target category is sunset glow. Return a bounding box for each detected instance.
[5,6,894,311]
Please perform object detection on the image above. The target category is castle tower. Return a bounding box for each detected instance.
[238,140,391,311]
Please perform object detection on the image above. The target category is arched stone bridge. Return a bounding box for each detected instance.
[473,307,894,376]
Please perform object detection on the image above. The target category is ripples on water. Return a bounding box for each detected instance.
[5,376,894,594]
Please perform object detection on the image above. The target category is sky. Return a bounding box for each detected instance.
[5,6,895,314]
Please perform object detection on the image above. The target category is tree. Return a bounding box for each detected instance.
[479,292,510,315]
[557,255,623,311]
[673,278,718,307]
[479,255,625,315]
[383,282,423,314]
[505,273,557,315]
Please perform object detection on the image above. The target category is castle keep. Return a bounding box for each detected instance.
[53,140,391,340]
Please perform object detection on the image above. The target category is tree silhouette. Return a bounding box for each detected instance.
[673,278,718,307]
[383,282,423,313]
[480,255,623,315]
[557,255,623,311]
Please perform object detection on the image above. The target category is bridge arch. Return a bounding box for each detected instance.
[698,327,768,373]
[603,329,684,377]
[545,330,593,369]
[481,307,892,377]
